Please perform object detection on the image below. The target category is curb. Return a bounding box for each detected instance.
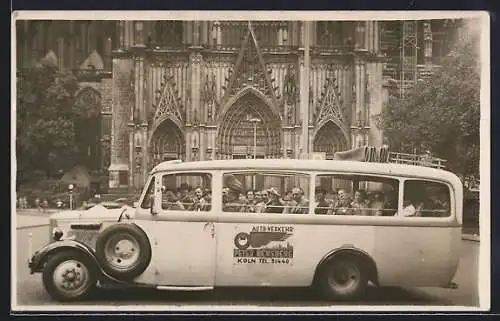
[16,224,50,230]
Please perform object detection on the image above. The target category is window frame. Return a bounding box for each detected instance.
[157,171,214,214]
[312,172,401,217]
[139,175,155,209]
[400,177,455,219]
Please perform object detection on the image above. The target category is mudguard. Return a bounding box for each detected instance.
[28,240,97,274]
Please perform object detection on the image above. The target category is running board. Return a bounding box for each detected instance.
[156,286,214,291]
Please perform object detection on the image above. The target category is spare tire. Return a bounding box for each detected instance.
[95,223,152,281]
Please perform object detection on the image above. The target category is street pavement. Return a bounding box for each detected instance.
[13,211,481,309]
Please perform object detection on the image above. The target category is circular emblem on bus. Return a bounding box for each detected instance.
[234,232,251,250]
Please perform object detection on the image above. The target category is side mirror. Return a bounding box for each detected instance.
[133,201,139,208]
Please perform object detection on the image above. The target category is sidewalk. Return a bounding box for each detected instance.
[14,209,54,229]
[15,214,50,229]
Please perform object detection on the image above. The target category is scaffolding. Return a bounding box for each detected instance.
[399,21,419,98]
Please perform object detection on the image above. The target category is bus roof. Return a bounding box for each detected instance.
[150,159,462,184]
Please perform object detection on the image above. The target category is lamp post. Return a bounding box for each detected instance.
[248,116,261,190]
[248,117,261,159]
[68,184,74,210]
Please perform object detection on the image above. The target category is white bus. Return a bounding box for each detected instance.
[28,158,463,302]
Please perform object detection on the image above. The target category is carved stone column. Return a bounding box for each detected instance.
[423,20,433,65]
[129,48,148,188]
[188,50,203,161]
[298,21,311,158]
[109,51,133,188]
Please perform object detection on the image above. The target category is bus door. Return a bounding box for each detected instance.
[149,172,216,287]
[375,179,460,286]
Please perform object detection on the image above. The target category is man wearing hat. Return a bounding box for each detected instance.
[223,175,247,212]
[265,187,285,213]
[314,187,332,215]
[179,183,196,210]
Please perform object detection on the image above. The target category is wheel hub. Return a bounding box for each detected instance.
[104,234,141,269]
[63,269,78,282]
[327,261,361,293]
[114,239,136,259]
[53,260,89,294]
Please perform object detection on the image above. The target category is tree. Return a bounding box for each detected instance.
[16,61,84,182]
[376,20,480,180]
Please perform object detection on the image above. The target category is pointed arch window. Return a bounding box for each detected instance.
[316,21,354,49]
[154,21,183,48]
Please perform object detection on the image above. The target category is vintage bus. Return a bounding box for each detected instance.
[28,158,463,302]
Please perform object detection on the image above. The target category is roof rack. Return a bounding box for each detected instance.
[333,145,447,170]
[388,152,446,169]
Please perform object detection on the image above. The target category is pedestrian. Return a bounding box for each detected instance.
[42,199,49,213]
[35,197,41,213]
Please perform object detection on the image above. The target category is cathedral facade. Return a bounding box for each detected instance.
[16,20,460,189]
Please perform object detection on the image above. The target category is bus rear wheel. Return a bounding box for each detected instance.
[318,256,368,301]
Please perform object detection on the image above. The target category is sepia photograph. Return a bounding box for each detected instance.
[11,11,489,313]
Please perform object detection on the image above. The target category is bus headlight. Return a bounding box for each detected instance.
[52,227,64,241]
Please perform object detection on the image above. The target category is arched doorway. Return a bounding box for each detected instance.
[73,87,101,171]
[217,91,281,159]
[149,118,185,168]
[313,120,350,192]
[313,120,349,160]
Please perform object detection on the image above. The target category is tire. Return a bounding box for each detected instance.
[95,224,152,281]
[318,255,368,301]
[234,232,251,250]
[42,250,97,302]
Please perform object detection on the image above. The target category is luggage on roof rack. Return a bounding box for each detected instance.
[333,145,390,163]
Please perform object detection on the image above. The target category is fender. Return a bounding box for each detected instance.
[29,239,97,274]
[312,244,379,287]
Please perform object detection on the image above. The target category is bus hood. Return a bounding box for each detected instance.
[49,204,136,221]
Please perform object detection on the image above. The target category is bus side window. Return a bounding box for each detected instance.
[161,173,212,212]
[401,180,451,218]
[314,174,399,216]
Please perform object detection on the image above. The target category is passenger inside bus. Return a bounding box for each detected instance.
[314,187,333,215]
[286,187,309,214]
[333,189,352,215]
[350,189,370,216]
[368,191,385,216]
[161,188,185,211]
[222,175,246,212]
[255,191,267,213]
[396,199,417,217]
[245,190,257,213]
[265,187,286,213]
[204,189,212,211]
[192,187,209,212]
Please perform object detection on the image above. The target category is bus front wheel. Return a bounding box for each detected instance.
[318,256,368,301]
